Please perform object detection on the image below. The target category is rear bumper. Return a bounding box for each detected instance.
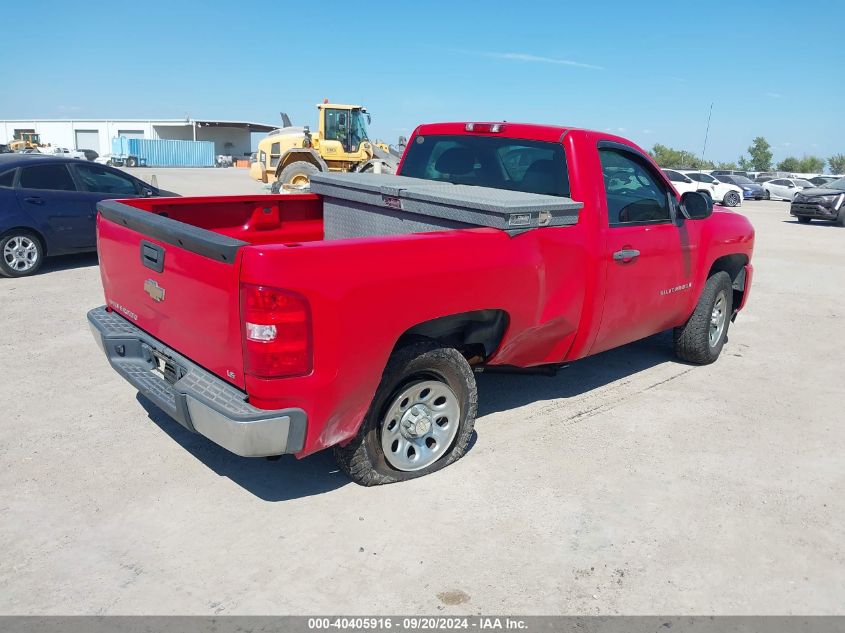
[87,306,306,457]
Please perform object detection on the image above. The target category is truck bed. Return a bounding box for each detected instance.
[116,193,326,246]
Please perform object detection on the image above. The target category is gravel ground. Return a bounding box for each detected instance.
[0,173,842,615]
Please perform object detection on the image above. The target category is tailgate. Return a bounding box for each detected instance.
[97,200,248,389]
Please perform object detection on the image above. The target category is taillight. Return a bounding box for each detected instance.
[241,284,312,378]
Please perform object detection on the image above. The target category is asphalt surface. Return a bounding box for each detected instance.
[1,170,842,615]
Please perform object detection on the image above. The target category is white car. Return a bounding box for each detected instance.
[680,171,743,207]
[662,169,718,201]
[763,178,814,201]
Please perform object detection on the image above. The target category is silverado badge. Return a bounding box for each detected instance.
[144,279,166,302]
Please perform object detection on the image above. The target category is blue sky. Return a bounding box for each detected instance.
[3,0,843,166]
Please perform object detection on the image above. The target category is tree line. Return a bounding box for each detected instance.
[649,138,845,174]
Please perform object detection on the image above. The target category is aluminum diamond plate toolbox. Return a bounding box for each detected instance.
[310,172,582,240]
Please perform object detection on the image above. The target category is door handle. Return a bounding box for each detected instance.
[612,248,641,261]
[24,197,44,205]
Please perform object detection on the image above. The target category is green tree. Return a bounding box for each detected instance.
[737,156,752,171]
[747,137,773,171]
[798,156,825,173]
[777,157,801,172]
[827,154,845,174]
[715,161,738,170]
[649,144,714,170]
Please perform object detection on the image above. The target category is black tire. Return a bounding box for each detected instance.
[125,156,137,168]
[0,230,44,278]
[837,207,845,228]
[763,189,771,200]
[723,191,741,207]
[277,161,320,189]
[673,271,733,365]
[333,339,478,486]
[797,216,812,224]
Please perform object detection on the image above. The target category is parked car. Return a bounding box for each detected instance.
[714,174,766,200]
[712,169,750,178]
[790,177,845,225]
[807,176,839,187]
[763,177,814,201]
[88,122,755,485]
[679,170,743,207]
[662,169,717,200]
[0,154,170,277]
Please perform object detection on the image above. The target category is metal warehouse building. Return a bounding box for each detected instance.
[1,118,275,159]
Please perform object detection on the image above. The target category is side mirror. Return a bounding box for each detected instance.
[680,191,713,220]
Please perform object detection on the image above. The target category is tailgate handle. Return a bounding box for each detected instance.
[140,240,165,273]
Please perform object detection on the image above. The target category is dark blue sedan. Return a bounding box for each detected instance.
[714,174,766,200]
[0,155,167,277]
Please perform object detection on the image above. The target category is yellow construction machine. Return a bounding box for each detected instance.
[250,101,400,191]
[8,132,44,152]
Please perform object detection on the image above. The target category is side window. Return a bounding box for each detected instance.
[74,164,139,195]
[18,164,77,191]
[688,173,705,182]
[269,142,281,168]
[770,179,785,186]
[0,169,15,188]
[600,148,671,226]
[664,170,682,182]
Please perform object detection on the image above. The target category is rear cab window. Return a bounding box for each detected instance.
[400,134,570,197]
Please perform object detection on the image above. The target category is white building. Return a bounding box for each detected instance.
[1,118,275,158]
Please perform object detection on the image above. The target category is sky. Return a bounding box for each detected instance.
[3,0,844,167]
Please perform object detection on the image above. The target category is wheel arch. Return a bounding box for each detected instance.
[275,149,328,178]
[393,309,510,363]
[707,253,749,312]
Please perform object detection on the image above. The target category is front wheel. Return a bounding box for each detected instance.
[723,191,741,207]
[0,230,44,277]
[797,216,812,224]
[763,189,771,200]
[277,160,320,190]
[673,272,733,365]
[333,340,477,486]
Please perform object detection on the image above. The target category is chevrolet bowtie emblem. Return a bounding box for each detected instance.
[144,279,165,302]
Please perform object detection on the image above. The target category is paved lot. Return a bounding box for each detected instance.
[1,174,842,615]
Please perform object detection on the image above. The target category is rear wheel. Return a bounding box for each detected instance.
[674,272,733,365]
[125,156,137,168]
[797,216,812,224]
[723,191,741,207]
[0,230,44,278]
[837,207,845,227]
[764,189,771,200]
[333,340,477,486]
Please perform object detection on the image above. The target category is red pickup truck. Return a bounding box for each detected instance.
[88,122,754,486]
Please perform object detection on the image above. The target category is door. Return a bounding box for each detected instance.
[591,146,697,355]
[71,163,142,233]
[74,129,100,153]
[14,162,95,250]
[769,179,789,199]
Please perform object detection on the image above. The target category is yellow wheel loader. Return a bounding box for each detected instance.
[250,102,400,191]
